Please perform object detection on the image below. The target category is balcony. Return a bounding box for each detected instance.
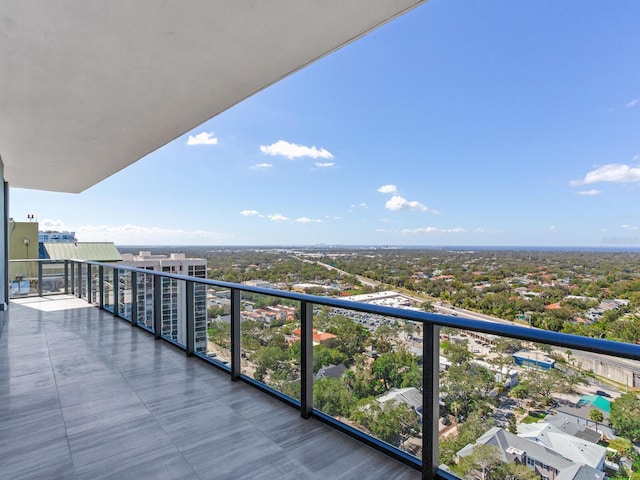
[4,259,640,479]
[1,296,420,479]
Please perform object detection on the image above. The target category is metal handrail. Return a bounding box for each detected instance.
[75,259,640,362]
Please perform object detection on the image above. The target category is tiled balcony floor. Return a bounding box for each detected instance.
[0,297,421,480]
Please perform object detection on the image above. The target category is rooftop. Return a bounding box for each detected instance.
[0,296,420,479]
[40,242,123,262]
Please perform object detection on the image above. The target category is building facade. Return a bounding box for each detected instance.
[38,230,77,243]
[118,251,208,352]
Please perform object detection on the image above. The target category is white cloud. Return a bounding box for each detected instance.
[577,189,602,196]
[377,184,398,194]
[385,195,427,212]
[240,210,260,217]
[268,213,289,222]
[622,224,639,230]
[398,227,466,235]
[548,226,556,231]
[295,217,323,224]
[251,163,273,169]
[626,99,639,108]
[570,163,640,185]
[186,132,218,145]
[315,162,335,168]
[633,154,640,161]
[74,224,232,244]
[39,218,68,230]
[260,140,333,160]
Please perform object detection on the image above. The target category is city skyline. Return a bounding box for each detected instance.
[10,1,640,247]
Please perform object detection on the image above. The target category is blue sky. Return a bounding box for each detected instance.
[10,1,640,247]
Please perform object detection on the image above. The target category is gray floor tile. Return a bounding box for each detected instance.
[0,299,421,480]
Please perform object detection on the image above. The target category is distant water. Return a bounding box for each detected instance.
[118,244,640,253]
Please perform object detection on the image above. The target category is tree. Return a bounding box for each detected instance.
[252,345,288,382]
[607,437,633,457]
[442,340,471,366]
[324,315,370,360]
[349,355,380,398]
[456,442,538,480]
[509,383,529,409]
[610,393,640,442]
[439,411,495,466]
[372,348,421,390]
[522,367,583,405]
[442,363,496,420]
[454,444,503,480]
[350,401,420,447]
[313,377,355,417]
[507,414,518,434]
[312,345,347,374]
[370,324,396,354]
[589,408,604,432]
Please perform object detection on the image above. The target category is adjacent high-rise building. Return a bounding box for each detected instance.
[118,251,208,352]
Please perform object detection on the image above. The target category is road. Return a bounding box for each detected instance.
[301,257,381,289]
[297,255,640,378]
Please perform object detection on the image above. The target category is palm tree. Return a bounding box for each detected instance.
[589,408,604,432]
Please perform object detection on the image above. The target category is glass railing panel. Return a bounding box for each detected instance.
[79,263,88,300]
[436,327,623,479]
[118,270,132,321]
[192,281,208,354]
[90,265,100,306]
[313,307,423,457]
[135,272,155,332]
[69,261,76,295]
[8,260,37,297]
[41,261,66,295]
[438,327,514,477]
[196,285,232,367]
[159,276,186,348]
[546,344,636,479]
[240,292,301,401]
[103,266,115,312]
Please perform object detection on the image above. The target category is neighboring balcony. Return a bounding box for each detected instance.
[4,259,640,480]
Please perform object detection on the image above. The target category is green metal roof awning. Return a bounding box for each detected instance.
[41,243,122,262]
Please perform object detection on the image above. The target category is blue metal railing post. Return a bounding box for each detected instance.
[86,265,92,303]
[131,271,138,327]
[153,274,162,339]
[98,265,104,309]
[300,300,314,419]
[113,268,120,317]
[231,288,241,380]
[37,260,43,297]
[64,260,69,294]
[186,281,195,357]
[422,323,440,480]
[76,262,82,298]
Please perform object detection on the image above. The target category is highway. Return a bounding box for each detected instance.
[300,255,640,376]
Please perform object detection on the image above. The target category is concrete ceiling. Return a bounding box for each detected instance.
[0,1,425,193]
